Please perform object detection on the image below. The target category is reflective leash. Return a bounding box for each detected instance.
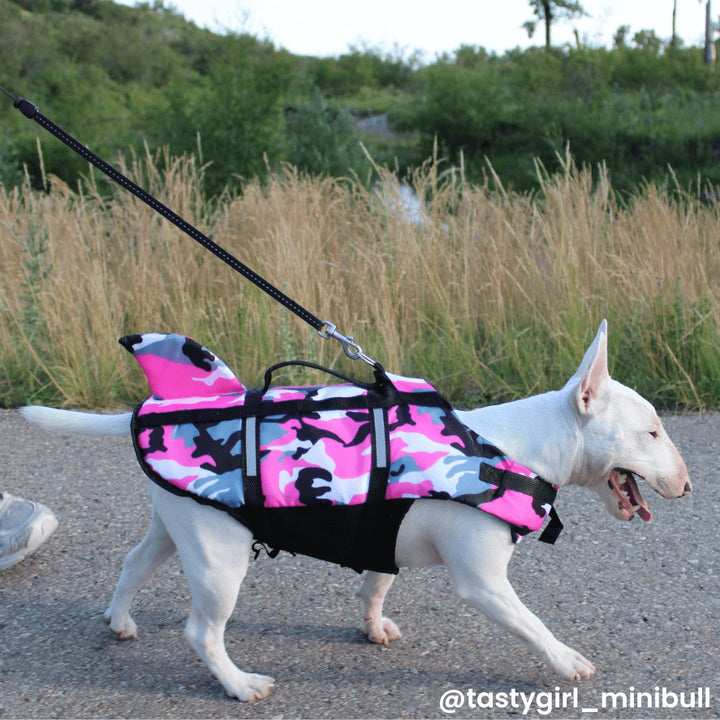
[0,85,378,369]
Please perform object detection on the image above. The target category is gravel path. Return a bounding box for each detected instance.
[0,409,718,719]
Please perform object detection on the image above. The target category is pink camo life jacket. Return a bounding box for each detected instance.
[122,333,562,573]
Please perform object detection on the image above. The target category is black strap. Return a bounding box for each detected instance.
[251,540,286,560]
[480,464,558,506]
[7,92,325,334]
[132,387,444,429]
[538,506,564,544]
[480,464,562,543]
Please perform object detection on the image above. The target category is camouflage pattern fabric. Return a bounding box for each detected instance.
[121,334,559,570]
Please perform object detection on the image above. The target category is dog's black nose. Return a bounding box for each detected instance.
[683,481,692,495]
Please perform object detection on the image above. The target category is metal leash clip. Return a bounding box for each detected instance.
[318,321,377,368]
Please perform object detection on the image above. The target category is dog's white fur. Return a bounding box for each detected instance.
[21,320,691,701]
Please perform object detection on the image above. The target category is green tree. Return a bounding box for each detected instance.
[306,47,418,97]
[613,24,631,48]
[158,34,294,195]
[522,1,587,49]
[284,87,364,177]
[632,29,663,53]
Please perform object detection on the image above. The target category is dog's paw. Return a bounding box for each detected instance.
[226,672,275,702]
[365,616,402,645]
[104,607,138,640]
[546,642,596,681]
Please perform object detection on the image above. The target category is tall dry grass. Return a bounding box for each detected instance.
[1,148,719,409]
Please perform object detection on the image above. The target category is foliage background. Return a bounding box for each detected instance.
[3,0,720,197]
[1,0,720,410]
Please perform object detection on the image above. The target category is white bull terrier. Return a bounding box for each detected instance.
[21,320,691,701]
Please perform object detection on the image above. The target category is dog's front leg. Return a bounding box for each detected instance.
[398,501,595,681]
[357,572,401,644]
[442,531,595,680]
[450,565,596,680]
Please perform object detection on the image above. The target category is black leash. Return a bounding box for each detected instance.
[0,85,378,368]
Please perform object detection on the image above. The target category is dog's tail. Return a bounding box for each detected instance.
[20,406,132,436]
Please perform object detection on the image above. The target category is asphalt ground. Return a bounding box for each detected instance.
[0,408,718,720]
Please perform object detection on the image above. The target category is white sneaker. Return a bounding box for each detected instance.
[0,493,58,571]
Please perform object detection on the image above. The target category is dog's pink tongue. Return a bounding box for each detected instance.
[625,475,652,522]
[610,471,652,522]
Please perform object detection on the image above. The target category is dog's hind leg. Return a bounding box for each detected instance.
[181,535,275,700]
[104,505,176,639]
[184,562,273,700]
[152,488,274,701]
[357,572,401,644]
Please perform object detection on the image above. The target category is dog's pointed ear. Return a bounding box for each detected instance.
[568,320,610,414]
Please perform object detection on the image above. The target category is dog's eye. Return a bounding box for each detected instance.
[649,430,659,439]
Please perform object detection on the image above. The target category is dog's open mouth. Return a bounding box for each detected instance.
[609,469,652,522]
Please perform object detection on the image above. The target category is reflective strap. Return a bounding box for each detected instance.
[242,390,264,506]
[372,407,388,469]
[366,407,389,504]
[245,416,258,477]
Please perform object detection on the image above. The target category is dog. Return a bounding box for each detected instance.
[21,320,691,701]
